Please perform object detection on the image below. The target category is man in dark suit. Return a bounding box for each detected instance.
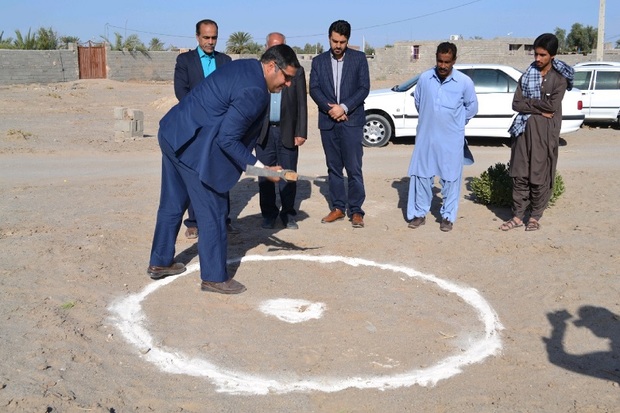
[173,19,235,239]
[148,45,300,294]
[256,32,308,230]
[310,20,370,228]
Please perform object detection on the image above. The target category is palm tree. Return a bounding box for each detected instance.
[0,31,15,49]
[14,28,37,50]
[148,37,166,51]
[101,32,147,52]
[35,27,58,50]
[226,31,253,54]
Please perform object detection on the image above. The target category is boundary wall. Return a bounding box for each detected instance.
[1,39,619,85]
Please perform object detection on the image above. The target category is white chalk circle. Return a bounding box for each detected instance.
[108,255,503,395]
[259,298,326,323]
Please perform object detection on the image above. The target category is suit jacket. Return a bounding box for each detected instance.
[174,48,232,101]
[258,66,308,149]
[160,59,269,193]
[309,48,370,129]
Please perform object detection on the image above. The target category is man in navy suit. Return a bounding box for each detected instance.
[148,45,300,294]
[173,19,235,239]
[310,20,370,228]
[256,32,308,230]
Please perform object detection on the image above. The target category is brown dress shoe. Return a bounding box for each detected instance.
[185,227,198,239]
[440,218,453,232]
[201,278,247,294]
[321,208,345,223]
[351,213,364,228]
[408,216,426,229]
[147,262,186,280]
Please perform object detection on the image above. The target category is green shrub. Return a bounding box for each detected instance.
[470,162,564,207]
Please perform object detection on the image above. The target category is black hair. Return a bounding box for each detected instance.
[533,33,559,56]
[328,20,351,39]
[195,19,218,35]
[260,44,300,69]
[436,42,457,60]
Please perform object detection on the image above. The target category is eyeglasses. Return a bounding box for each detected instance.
[275,63,295,82]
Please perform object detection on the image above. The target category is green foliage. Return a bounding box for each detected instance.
[470,162,565,207]
[364,42,375,55]
[35,27,58,50]
[0,30,14,49]
[14,28,37,49]
[554,27,567,54]
[566,23,597,54]
[470,163,513,207]
[226,31,254,54]
[148,37,165,51]
[101,32,146,52]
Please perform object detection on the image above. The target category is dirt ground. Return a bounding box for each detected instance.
[0,77,618,412]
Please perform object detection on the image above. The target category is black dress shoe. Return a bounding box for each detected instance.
[261,216,276,229]
[226,222,240,234]
[284,215,299,229]
[201,278,247,294]
[147,262,186,280]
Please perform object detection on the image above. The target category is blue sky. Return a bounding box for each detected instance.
[1,0,618,50]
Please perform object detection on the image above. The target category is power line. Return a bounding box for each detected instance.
[287,0,484,39]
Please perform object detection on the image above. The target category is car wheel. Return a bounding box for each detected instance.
[363,114,392,147]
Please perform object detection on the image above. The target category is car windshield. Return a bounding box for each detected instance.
[392,74,420,92]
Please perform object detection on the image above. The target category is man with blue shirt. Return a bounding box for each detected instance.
[174,19,235,239]
[406,42,478,232]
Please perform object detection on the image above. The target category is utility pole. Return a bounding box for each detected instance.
[596,0,605,61]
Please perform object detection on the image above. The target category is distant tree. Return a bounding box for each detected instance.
[0,31,15,49]
[148,37,165,51]
[102,32,147,52]
[226,31,253,54]
[616,39,620,49]
[469,36,483,40]
[35,27,58,50]
[13,28,37,49]
[364,42,375,55]
[59,35,80,48]
[291,45,304,54]
[245,41,263,55]
[554,27,567,54]
[566,23,597,54]
[302,43,323,54]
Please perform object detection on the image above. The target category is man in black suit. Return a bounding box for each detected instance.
[256,32,308,230]
[309,20,370,228]
[173,19,236,238]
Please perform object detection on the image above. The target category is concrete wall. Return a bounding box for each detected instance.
[0,49,79,84]
[1,39,619,85]
[367,39,620,80]
[106,50,177,82]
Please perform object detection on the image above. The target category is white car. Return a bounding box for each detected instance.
[573,63,620,123]
[363,64,585,147]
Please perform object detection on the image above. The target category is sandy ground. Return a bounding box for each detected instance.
[0,78,619,412]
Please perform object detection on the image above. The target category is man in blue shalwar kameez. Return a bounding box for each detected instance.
[406,42,478,232]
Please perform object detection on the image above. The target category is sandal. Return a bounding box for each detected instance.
[525,219,540,231]
[499,218,523,231]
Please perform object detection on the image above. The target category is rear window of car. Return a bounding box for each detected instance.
[594,71,620,90]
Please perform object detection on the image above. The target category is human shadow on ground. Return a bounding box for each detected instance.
[543,306,620,384]
[391,176,446,225]
[173,177,324,279]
